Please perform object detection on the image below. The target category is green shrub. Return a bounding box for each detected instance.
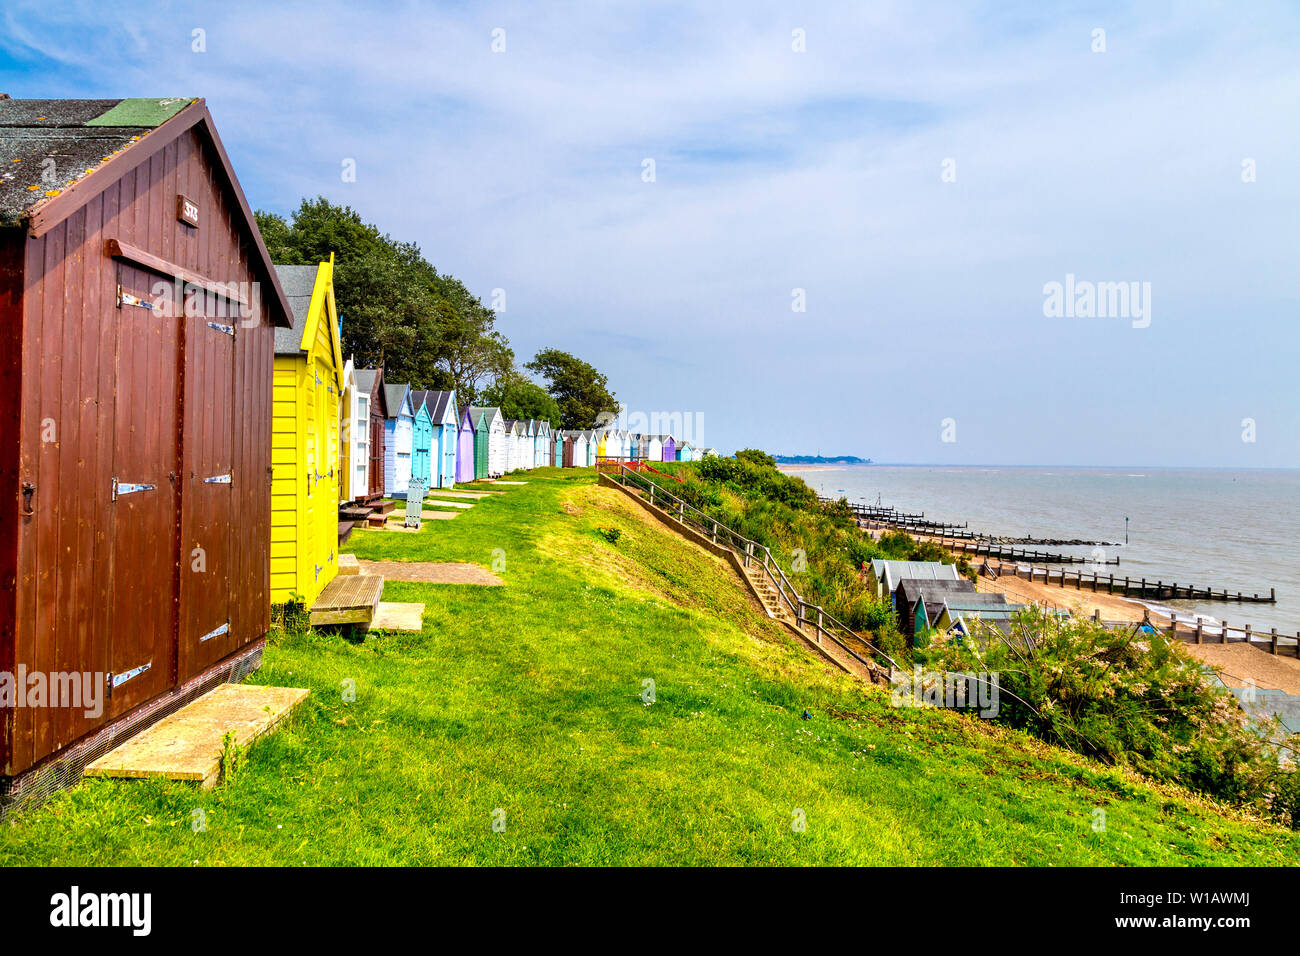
[921,607,1298,827]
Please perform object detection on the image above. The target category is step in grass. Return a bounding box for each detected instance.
[1,467,1296,865]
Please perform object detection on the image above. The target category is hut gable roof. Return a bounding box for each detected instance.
[353,368,378,397]
[408,390,432,422]
[0,96,292,327]
[271,264,317,354]
[871,559,960,593]
[271,258,344,387]
[354,368,388,417]
[429,390,456,424]
[384,384,412,420]
[896,578,977,607]
[469,406,502,430]
[412,389,455,425]
[0,98,193,224]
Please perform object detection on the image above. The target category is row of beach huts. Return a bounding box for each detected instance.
[0,96,718,796]
[330,356,720,516]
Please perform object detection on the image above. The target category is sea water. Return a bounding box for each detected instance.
[793,465,1300,635]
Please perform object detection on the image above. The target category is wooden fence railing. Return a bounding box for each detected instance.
[596,456,683,481]
[602,462,899,678]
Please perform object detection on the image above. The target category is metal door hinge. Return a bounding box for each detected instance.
[116,286,154,310]
[199,622,230,643]
[106,661,151,698]
[207,321,235,337]
[112,478,156,500]
[203,473,232,485]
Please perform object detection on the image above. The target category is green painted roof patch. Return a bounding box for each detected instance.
[0,97,196,225]
[84,97,196,127]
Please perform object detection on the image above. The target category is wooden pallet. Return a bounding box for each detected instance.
[311,573,383,626]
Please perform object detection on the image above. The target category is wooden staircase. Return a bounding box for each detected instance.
[599,466,890,686]
[338,500,397,541]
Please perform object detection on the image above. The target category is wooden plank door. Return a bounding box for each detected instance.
[106,264,181,718]
[368,409,384,496]
[178,291,236,679]
[314,359,337,586]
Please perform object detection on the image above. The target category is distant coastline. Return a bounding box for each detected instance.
[774,455,870,465]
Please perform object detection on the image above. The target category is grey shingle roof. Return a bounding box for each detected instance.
[412,389,454,423]
[0,97,195,226]
[468,406,500,428]
[384,384,410,419]
[353,368,378,397]
[271,264,319,355]
[897,578,977,607]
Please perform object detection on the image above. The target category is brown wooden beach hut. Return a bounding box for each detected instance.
[352,368,388,500]
[0,98,294,796]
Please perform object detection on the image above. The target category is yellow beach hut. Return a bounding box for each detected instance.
[271,257,346,605]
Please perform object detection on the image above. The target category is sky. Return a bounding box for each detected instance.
[2,1,1297,466]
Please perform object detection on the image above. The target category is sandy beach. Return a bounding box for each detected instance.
[862,525,1300,693]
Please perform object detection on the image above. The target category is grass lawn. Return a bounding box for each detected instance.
[2,467,1297,865]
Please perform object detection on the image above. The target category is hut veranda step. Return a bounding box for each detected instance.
[84,684,308,789]
[310,573,384,626]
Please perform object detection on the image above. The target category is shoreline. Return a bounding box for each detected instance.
[860,525,1300,694]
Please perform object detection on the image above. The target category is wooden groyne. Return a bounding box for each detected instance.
[1086,607,1300,659]
[934,537,1119,566]
[857,519,1116,562]
[832,500,927,521]
[824,497,1116,546]
[983,561,1277,604]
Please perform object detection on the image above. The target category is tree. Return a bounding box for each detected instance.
[254,197,497,395]
[482,373,562,427]
[735,448,776,468]
[435,290,513,409]
[524,349,617,430]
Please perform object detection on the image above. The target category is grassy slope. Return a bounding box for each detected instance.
[2,467,1296,865]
